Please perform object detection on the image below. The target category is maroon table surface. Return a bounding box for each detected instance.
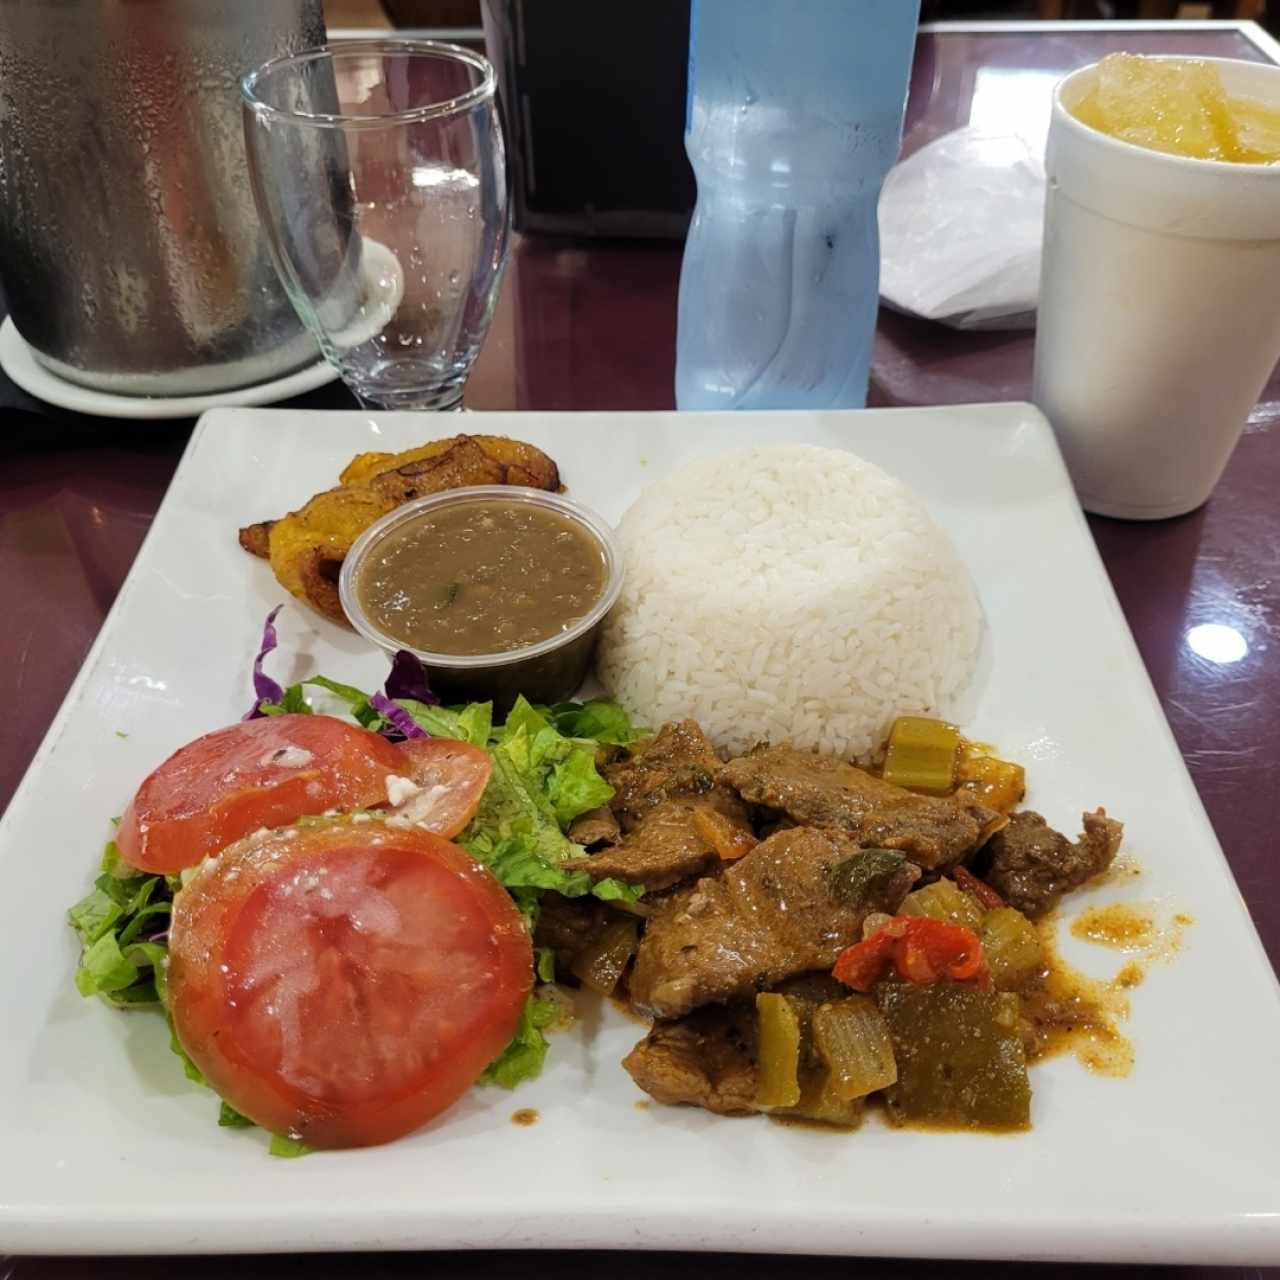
[3,22,1278,1279]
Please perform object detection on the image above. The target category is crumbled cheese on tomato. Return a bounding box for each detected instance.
[387,784,451,831]
[385,774,421,807]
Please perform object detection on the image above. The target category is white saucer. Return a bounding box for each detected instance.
[0,317,338,420]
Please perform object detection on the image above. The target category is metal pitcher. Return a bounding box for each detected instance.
[0,0,326,397]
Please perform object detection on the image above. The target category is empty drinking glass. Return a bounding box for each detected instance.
[242,39,508,411]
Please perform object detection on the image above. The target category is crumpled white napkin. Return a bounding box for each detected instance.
[878,126,1046,331]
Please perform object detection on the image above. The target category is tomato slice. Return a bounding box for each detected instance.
[117,715,406,874]
[390,738,491,838]
[168,820,531,1148]
[117,716,493,874]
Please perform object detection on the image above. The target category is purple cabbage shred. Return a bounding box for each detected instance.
[242,605,285,720]
[368,691,428,741]
[383,650,439,706]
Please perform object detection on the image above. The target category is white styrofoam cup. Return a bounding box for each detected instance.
[1033,57,1280,520]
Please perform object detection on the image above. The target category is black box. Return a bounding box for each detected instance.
[481,0,696,239]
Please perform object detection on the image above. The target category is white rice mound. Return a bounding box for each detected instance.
[596,444,982,760]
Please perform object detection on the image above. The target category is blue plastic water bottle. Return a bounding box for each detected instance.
[675,0,920,411]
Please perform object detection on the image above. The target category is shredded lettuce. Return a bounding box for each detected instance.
[457,699,643,924]
[68,841,173,1007]
[494,696,616,824]
[548,749,614,827]
[67,888,122,946]
[218,1102,255,1129]
[74,935,168,1004]
[584,877,646,903]
[259,675,379,729]
[298,675,381,727]
[268,1133,315,1158]
[258,683,311,716]
[450,699,641,1085]
[399,698,492,747]
[171,1027,206,1085]
[500,696,554,744]
[69,631,645,1144]
[547,698,643,746]
[476,993,560,1089]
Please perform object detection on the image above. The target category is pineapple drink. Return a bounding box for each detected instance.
[1071,53,1280,164]
[1033,55,1280,519]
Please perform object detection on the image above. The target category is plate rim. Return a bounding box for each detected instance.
[4,402,1279,1262]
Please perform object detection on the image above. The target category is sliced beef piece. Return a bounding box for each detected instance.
[532,892,613,972]
[623,1004,759,1116]
[606,720,736,829]
[566,801,712,893]
[567,805,620,848]
[629,827,919,1019]
[722,744,1003,870]
[577,720,753,893]
[565,792,753,893]
[982,808,1123,918]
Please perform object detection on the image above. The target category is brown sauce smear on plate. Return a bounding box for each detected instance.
[1025,905,1192,1077]
[1021,920,1135,1077]
[511,1108,539,1127]
[769,1112,863,1134]
[1070,903,1157,950]
[1106,852,1144,882]
[1070,900,1193,961]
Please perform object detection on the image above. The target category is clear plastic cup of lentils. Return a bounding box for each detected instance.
[339,486,623,713]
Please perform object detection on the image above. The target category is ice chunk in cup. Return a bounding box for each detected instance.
[1033,55,1280,519]
[1070,53,1280,163]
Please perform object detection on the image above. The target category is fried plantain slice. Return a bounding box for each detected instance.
[338,449,398,486]
[266,487,398,626]
[366,437,507,503]
[294,545,347,625]
[340,433,561,492]
[238,520,275,559]
[245,432,563,627]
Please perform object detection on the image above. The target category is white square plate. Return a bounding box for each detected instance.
[3,404,1278,1262]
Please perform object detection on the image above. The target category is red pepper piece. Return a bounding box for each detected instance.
[833,915,992,992]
